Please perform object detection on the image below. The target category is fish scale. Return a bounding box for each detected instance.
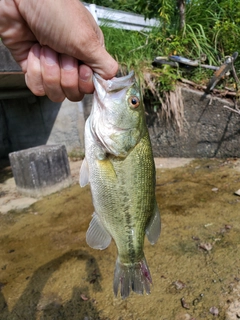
[111,135,154,259]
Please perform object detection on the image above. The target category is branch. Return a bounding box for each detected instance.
[223,105,240,115]
[180,78,238,97]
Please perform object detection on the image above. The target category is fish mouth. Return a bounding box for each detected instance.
[93,71,135,94]
[91,71,142,155]
[92,71,138,131]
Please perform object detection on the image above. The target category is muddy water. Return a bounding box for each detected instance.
[1,158,240,320]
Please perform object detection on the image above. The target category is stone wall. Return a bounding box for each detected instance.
[146,87,240,158]
[0,40,85,159]
[1,87,240,159]
[0,96,85,158]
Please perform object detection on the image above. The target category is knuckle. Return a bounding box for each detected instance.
[47,91,65,103]
[61,76,76,90]
[32,87,46,96]
[66,92,84,102]
[25,74,45,96]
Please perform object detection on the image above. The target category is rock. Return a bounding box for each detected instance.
[0,198,37,214]
[177,314,194,320]
[181,297,190,309]
[225,299,240,320]
[9,145,72,198]
[173,280,186,290]
[209,306,219,316]
[198,242,213,251]
[234,189,240,196]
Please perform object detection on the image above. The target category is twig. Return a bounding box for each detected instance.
[231,64,240,90]
[180,78,238,97]
[180,78,206,90]
[223,105,240,115]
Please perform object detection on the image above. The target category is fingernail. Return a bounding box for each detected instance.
[61,54,75,70]
[79,65,92,82]
[43,46,57,65]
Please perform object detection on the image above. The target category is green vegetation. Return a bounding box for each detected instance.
[94,0,240,70]
[86,0,240,124]
[68,148,85,161]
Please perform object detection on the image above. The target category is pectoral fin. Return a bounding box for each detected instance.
[86,212,112,250]
[79,158,89,187]
[145,201,161,245]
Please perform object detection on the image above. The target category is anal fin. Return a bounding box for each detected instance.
[86,212,112,250]
[145,201,161,245]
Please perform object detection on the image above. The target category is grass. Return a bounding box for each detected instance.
[100,16,240,130]
[100,26,205,129]
[68,148,85,161]
[102,26,187,129]
[101,26,155,74]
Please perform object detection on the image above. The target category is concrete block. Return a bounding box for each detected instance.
[9,145,72,198]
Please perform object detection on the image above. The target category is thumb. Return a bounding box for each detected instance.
[81,44,118,80]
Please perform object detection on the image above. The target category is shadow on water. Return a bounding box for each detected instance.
[0,250,102,320]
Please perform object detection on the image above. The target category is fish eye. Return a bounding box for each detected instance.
[129,96,140,108]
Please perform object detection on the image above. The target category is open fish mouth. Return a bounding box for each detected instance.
[92,70,141,130]
[93,71,135,94]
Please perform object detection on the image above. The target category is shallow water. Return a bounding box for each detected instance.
[1,158,240,320]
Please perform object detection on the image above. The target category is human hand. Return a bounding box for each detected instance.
[0,0,118,102]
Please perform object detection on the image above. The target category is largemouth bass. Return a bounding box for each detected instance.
[80,71,160,299]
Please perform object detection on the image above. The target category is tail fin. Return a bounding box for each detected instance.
[113,256,152,299]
